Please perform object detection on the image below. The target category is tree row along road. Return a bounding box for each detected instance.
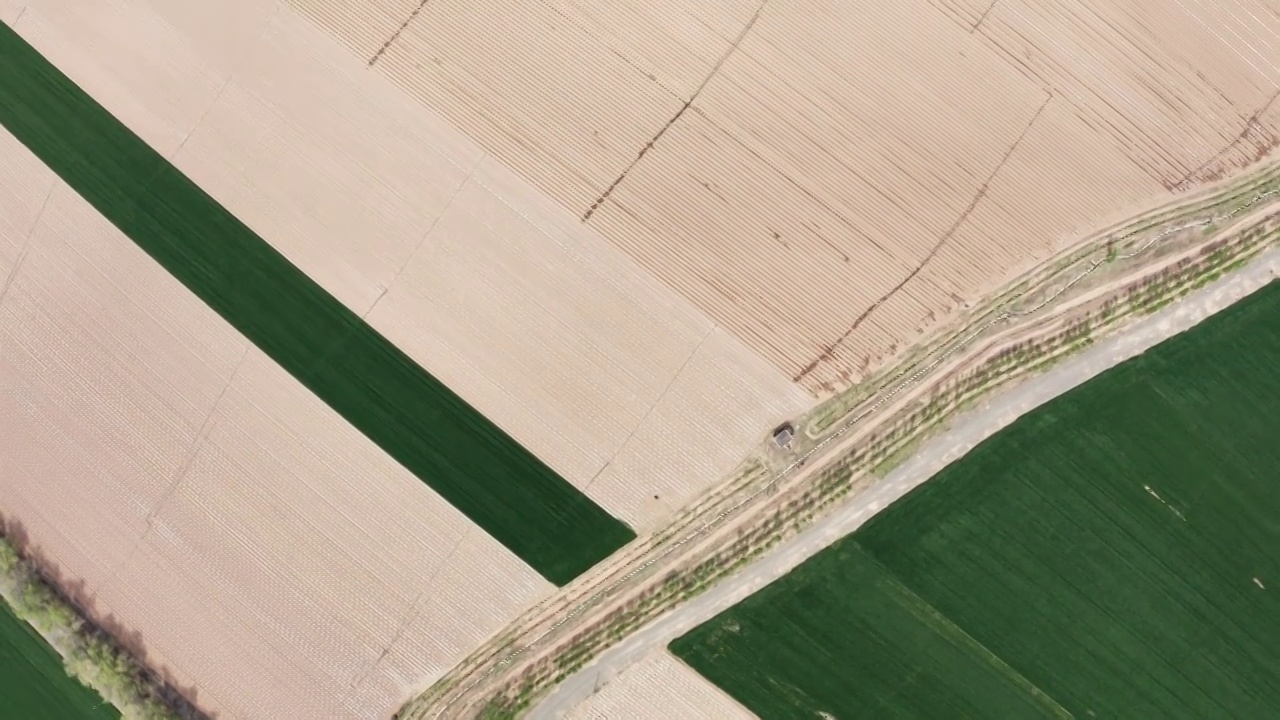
[403,165,1280,719]
[529,247,1279,719]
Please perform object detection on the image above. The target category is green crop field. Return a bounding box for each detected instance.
[0,22,634,585]
[0,598,118,719]
[672,280,1280,718]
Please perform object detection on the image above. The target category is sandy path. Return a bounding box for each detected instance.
[529,247,1279,719]
[563,650,753,720]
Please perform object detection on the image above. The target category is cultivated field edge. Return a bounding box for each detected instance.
[0,519,206,720]
[524,235,1280,720]
[401,162,1280,719]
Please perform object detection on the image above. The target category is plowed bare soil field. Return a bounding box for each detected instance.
[0,127,553,718]
[1,1,810,716]
[5,0,810,535]
[290,0,1280,394]
[0,19,633,584]
[4,0,1280,718]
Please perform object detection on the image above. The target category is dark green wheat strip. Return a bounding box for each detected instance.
[0,22,634,586]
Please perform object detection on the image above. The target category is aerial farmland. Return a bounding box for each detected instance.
[291,0,1279,394]
[0,0,1277,719]
[671,279,1280,719]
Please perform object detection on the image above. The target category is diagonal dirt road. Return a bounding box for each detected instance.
[530,247,1279,719]
[408,170,1280,720]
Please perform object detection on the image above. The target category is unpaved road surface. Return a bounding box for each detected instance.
[529,247,1280,719]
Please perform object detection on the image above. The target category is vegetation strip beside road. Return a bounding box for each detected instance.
[0,22,633,585]
[673,281,1280,718]
[403,165,1280,718]
[522,240,1280,720]
[0,524,198,719]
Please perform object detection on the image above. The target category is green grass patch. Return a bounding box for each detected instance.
[670,543,1065,720]
[0,596,119,720]
[673,280,1280,717]
[0,22,633,584]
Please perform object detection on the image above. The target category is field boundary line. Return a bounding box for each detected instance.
[419,176,1280,719]
[878,558,1072,718]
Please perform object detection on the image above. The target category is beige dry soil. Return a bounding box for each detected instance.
[2,1,811,717]
[4,0,1280,718]
[0,123,553,719]
[289,0,1280,394]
